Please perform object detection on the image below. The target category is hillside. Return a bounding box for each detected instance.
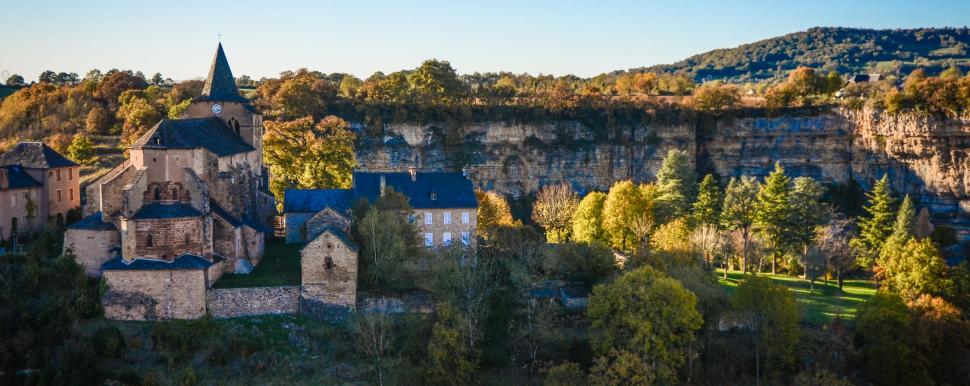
[638,27,970,82]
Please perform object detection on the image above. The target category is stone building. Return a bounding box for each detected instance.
[0,142,80,238]
[67,43,276,320]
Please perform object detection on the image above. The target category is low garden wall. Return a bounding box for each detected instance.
[206,286,300,318]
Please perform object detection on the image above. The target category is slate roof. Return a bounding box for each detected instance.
[0,142,78,169]
[68,212,117,231]
[353,171,478,209]
[210,201,269,232]
[304,224,358,252]
[283,189,354,213]
[131,117,255,157]
[132,202,203,219]
[2,165,42,189]
[196,43,249,103]
[102,253,217,271]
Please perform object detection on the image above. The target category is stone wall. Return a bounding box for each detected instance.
[64,227,120,276]
[206,286,300,318]
[301,231,357,308]
[413,208,477,248]
[133,217,205,260]
[102,269,208,320]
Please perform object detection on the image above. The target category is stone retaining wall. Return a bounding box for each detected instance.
[206,286,300,318]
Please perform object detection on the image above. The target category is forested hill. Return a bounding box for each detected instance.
[636,27,970,82]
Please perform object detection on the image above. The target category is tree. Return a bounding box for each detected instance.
[755,163,794,274]
[691,174,723,227]
[5,74,24,86]
[817,217,856,289]
[355,190,420,289]
[789,176,826,254]
[654,149,695,223]
[907,295,970,386]
[66,134,96,165]
[475,190,513,238]
[852,175,896,271]
[338,75,363,98]
[588,349,655,386]
[354,312,394,386]
[691,81,740,111]
[257,69,336,119]
[602,180,656,255]
[543,362,586,386]
[425,303,477,385]
[880,237,949,301]
[542,241,616,287]
[647,218,696,270]
[572,191,607,244]
[532,184,579,243]
[407,59,466,105]
[263,115,356,206]
[855,291,913,386]
[721,176,759,273]
[691,224,726,269]
[587,266,702,384]
[731,276,800,384]
[890,194,916,241]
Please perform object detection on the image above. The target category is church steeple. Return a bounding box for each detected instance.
[198,43,247,102]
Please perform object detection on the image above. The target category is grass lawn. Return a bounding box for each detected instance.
[212,239,303,288]
[717,270,877,325]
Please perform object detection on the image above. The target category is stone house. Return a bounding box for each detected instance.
[67,43,276,320]
[0,142,80,237]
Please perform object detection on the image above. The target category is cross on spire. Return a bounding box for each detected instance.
[217,32,222,43]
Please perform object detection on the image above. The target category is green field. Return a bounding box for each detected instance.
[212,239,303,288]
[717,270,877,325]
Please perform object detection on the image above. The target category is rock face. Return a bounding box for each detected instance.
[356,110,970,219]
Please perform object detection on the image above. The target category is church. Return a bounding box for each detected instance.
[66,44,277,320]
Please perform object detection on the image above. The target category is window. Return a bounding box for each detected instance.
[56,189,62,202]
[68,168,73,180]
[462,212,470,224]
[146,235,153,247]
[154,187,161,201]
[55,169,61,181]
[325,256,334,270]
[185,233,191,244]
[408,214,416,224]
[443,232,452,246]
[430,192,437,200]
[10,194,15,207]
[424,212,433,225]
[69,188,74,201]
[424,232,434,247]
[461,232,471,246]
[443,212,452,224]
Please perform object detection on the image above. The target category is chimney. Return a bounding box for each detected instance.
[408,167,417,181]
[379,175,386,197]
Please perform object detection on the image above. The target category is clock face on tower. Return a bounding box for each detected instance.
[211,103,223,114]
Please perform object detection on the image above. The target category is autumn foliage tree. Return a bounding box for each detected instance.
[531,184,579,243]
[263,115,356,207]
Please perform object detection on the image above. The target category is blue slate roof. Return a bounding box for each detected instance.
[353,171,477,209]
[195,43,249,103]
[0,142,78,169]
[2,165,41,189]
[68,212,117,231]
[304,225,358,252]
[132,202,203,219]
[131,117,255,157]
[102,253,216,271]
[283,189,354,213]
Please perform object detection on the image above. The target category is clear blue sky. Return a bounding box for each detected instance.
[2,0,968,81]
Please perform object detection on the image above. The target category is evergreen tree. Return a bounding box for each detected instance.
[891,195,916,241]
[852,175,896,271]
[655,149,696,223]
[721,176,760,273]
[755,163,794,274]
[789,177,826,263]
[691,174,723,227]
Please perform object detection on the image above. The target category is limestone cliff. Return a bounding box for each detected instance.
[355,110,970,219]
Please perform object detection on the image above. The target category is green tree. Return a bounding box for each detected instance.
[532,184,579,243]
[543,362,586,386]
[542,241,616,287]
[721,176,760,273]
[755,163,794,274]
[587,266,702,384]
[425,303,477,385]
[263,115,356,207]
[588,349,655,386]
[855,291,913,386]
[654,149,695,223]
[407,59,466,105]
[602,180,656,255]
[691,81,740,111]
[356,193,421,289]
[354,312,394,386]
[338,75,363,98]
[731,276,800,383]
[890,194,916,241]
[852,175,896,271]
[5,74,24,86]
[66,134,96,165]
[572,191,608,243]
[691,174,723,227]
[880,237,949,301]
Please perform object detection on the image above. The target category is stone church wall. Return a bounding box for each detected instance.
[206,286,300,318]
[85,162,134,218]
[301,232,357,308]
[133,217,205,260]
[102,269,208,320]
[64,227,120,276]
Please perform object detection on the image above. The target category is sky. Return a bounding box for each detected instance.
[1,0,969,82]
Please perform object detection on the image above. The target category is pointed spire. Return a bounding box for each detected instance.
[199,43,246,102]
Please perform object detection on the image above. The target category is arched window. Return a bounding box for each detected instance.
[325,256,333,270]
[229,117,240,135]
[185,233,191,245]
[153,187,161,201]
[146,234,154,247]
